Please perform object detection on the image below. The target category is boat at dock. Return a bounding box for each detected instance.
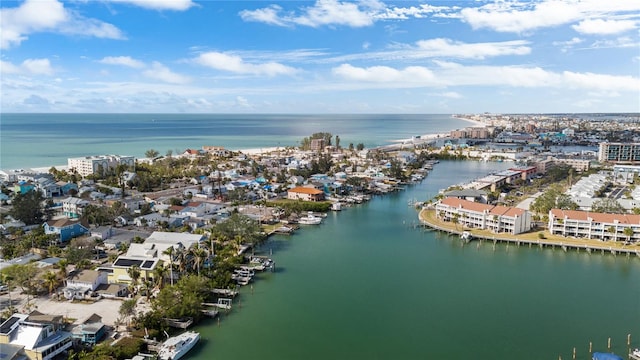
[630,348,640,360]
[157,331,200,360]
[298,212,323,225]
[461,231,473,242]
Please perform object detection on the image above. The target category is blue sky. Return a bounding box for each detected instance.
[1,0,639,113]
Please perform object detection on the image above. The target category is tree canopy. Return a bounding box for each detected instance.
[10,190,45,225]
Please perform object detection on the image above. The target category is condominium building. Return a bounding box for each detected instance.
[67,155,135,177]
[435,197,532,235]
[548,209,640,242]
[598,142,640,164]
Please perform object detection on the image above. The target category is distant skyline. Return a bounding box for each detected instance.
[1,0,639,114]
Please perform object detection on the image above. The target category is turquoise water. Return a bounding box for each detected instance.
[0,113,467,169]
[186,161,640,360]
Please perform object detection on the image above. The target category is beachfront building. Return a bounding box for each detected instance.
[287,186,325,202]
[548,209,640,242]
[0,311,73,360]
[598,142,640,164]
[435,197,532,235]
[67,155,135,177]
[509,166,538,181]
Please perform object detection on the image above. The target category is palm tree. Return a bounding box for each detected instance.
[55,259,69,286]
[623,227,634,243]
[451,213,460,231]
[163,246,176,286]
[153,265,167,289]
[607,226,617,241]
[127,265,141,294]
[42,271,59,295]
[192,245,207,276]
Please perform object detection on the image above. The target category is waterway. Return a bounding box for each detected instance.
[189,161,640,360]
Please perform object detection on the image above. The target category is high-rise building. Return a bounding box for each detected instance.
[598,142,640,164]
[68,155,135,177]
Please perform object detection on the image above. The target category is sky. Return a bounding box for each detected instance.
[1,0,639,114]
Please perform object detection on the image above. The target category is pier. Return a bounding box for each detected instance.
[419,209,640,258]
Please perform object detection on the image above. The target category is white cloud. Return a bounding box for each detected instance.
[1,58,54,75]
[240,0,380,28]
[415,38,530,59]
[332,64,435,83]
[376,4,456,20]
[0,0,124,49]
[572,19,637,35]
[193,52,298,76]
[105,0,196,11]
[143,62,191,84]
[331,62,640,92]
[459,0,640,33]
[99,56,145,68]
[552,37,584,52]
[430,91,462,99]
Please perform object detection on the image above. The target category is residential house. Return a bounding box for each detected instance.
[64,269,108,300]
[435,197,532,235]
[62,197,89,218]
[287,186,325,202]
[71,314,106,346]
[0,311,73,360]
[43,219,89,242]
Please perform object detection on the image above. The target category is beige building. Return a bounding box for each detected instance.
[67,155,135,177]
[435,197,532,235]
[287,186,325,202]
[548,209,640,242]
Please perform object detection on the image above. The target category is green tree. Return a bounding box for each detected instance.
[10,191,45,225]
[42,271,59,295]
[119,298,137,325]
[145,149,160,158]
[591,198,625,214]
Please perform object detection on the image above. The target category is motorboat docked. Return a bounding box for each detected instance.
[461,231,473,242]
[157,331,200,360]
[298,212,322,225]
[630,348,640,360]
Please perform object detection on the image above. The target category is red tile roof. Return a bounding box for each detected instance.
[440,197,526,217]
[550,209,640,225]
[288,186,323,195]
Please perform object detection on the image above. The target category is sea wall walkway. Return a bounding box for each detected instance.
[418,208,640,258]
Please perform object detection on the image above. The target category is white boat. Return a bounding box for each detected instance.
[461,231,473,242]
[298,212,322,225]
[331,202,342,211]
[158,331,200,360]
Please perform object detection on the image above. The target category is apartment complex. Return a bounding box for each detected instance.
[598,142,640,164]
[435,197,532,235]
[548,209,640,242]
[67,155,135,177]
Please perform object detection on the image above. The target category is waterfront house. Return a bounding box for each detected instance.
[0,311,73,360]
[64,269,108,300]
[287,186,325,202]
[435,197,532,235]
[43,218,89,243]
[548,209,640,242]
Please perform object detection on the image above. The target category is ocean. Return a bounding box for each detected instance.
[0,113,468,170]
[1,114,638,359]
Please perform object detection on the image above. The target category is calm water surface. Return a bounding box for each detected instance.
[188,161,640,360]
[1,113,467,169]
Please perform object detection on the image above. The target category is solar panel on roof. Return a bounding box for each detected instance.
[113,258,143,267]
[0,316,20,334]
[141,260,155,269]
